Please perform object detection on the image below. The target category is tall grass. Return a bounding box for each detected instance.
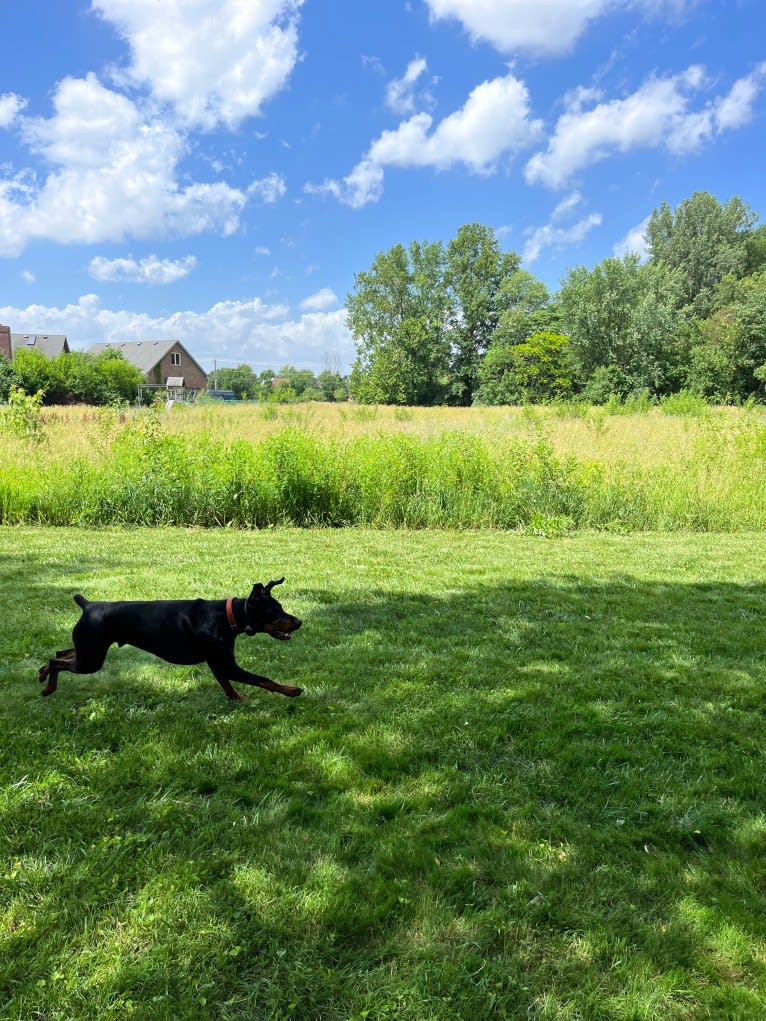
[1,403,765,530]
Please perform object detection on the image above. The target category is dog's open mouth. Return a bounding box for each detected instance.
[266,620,300,641]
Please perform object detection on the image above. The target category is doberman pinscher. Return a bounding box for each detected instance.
[38,578,302,702]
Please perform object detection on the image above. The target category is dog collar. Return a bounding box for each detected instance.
[225,597,240,633]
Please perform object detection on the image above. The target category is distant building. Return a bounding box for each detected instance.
[0,325,70,360]
[88,339,208,395]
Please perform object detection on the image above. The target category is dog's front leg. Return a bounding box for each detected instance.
[207,655,302,700]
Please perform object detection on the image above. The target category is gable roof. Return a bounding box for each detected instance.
[11,333,70,358]
[89,339,180,373]
[89,339,207,380]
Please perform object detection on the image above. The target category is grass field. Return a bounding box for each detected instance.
[2,401,766,530]
[2,527,766,1019]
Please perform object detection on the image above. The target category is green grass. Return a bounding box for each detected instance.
[3,403,766,530]
[2,527,766,1019]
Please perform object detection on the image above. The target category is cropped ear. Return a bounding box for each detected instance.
[265,577,285,594]
[247,583,264,603]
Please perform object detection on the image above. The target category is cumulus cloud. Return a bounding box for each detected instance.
[0,92,27,128]
[424,0,699,57]
[0,293,354,370]
[88,254,197,284]
[307,72,542,207]
[299,287,338,311]
[385,57,431,115]
[525,64,766,189]
[92,0,304,130]
[0,74,253,255]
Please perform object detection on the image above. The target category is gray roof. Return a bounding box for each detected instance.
[89,339,180,373]
[11,333,70,358]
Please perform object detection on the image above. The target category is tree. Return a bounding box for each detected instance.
[492,269,559,347]
[646,192,756,318]
[212,364,261,399]
[689,270,766,400]
[276,365,318,397]
[444,223,520,405]
[559,255,681,396]
[475,332,573,405]
[347,240,450,404]
[317,369,347,401]
[0,353,17,402]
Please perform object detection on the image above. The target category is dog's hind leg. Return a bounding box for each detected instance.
[39,643,110,696]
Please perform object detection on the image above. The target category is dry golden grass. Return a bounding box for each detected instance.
[22,400,759,470]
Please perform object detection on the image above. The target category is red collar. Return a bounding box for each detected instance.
[225,597,239,632]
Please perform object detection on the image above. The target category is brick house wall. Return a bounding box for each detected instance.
[151,343,207,390]
[0,324,11,360]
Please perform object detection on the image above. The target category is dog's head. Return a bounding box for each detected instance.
[245,577,302,640]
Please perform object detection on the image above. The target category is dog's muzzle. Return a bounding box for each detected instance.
[265,617,302,641]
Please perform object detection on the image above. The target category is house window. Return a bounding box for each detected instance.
[171,352,181,366]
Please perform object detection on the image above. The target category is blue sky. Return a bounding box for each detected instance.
[1,0,765,374]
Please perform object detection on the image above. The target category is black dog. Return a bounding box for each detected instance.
[38,578,302,702]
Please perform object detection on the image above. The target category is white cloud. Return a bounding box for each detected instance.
[92,0,304,130]
[385,57,431,115]
[522,211,602,264]
[0,93,27,128]
[713,62,766,130]
[299,287,338,311]
[0,75,251,255]
[89,254,197,284]
[307,72,542,207]
[248,172,287,204]
[0,293,354,370]
[521,191,601,262]
[424,0,698,57]
[21,270,35,285]
[551,190,584,221]
[305,159,384,209]
[525,65,766,189]
[613,215,650,260]
[255,246,271,256]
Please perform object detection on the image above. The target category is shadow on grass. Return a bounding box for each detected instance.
[2,554,766,1019]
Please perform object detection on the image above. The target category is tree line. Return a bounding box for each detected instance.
[346,192,766,405]
[210,364,349,403]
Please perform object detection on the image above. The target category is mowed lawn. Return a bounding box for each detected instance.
[1,527,766,1020]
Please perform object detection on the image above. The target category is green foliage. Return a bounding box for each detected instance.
[493,269,557,347]
[475,332,573,405]
[210,364,263,400]
[0,385,46,440]
[0,353,16,401]
[646,191,755,317]
[317,369,348,401]
[11,348,143,405]
[347,240,451,405]
[559,255,681,395]
[444,223,521,405]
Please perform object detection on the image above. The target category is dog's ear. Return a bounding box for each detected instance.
[265,577,285,594]
[247,583,264,602]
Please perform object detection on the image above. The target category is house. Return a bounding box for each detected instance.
[88,339,208,396]
[0,324,70,360]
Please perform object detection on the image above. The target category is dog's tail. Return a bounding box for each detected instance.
[73,593,89,610]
